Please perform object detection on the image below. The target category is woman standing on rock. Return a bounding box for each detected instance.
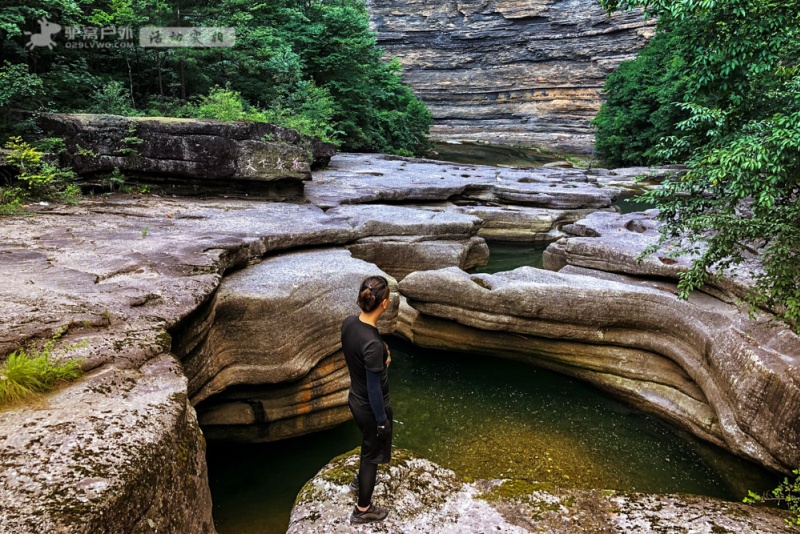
[340,275,393,524]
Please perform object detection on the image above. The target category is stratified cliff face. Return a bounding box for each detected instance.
[366,0,655,153]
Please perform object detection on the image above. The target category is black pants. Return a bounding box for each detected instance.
[350,403,392,506]
[350,403,393,464]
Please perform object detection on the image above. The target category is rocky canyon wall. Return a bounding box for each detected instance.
[366,0,655,153]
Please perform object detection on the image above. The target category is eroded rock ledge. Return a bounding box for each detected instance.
[0,151,792,531]
[397,210,800,472]
[35,113,337,198]
[288,450,793,533]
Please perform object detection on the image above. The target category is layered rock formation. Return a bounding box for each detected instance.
[330,204,489,278]
[35,113,336,197]
[2,148,794,530]
[397,211,800,472]
[289,450,793,533]
[0,198,360,531]
[366,0,655,153]
[183,249,399,441]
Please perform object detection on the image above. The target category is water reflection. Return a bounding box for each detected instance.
[206,339,779,533]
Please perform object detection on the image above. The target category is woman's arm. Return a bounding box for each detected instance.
[366,369,387,423]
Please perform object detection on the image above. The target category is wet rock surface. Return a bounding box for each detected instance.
[288,451,793,533]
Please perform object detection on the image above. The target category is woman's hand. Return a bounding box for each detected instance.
[384,343,391,367]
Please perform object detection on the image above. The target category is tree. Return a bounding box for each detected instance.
[600,0,800,330]
[592,22,688,166]
[0,0,432,155]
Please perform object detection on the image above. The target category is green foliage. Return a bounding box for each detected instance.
[103,167,126,191]
[744,469,800,526]
[261,80,339,144]
[593,24,689,166]
[603,0,800,331]
[1,136,79,208]
[0,330,84,406]
[118,124,143,156]
[34,137,67,155]
[88,80,139,116]
[0,62,43,111]
[1,0,431,155]
[194,85,250,122]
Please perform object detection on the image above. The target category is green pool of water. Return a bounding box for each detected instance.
[472,241,547,273]
[614,194,656,214]
[206,241,778,533]
[388,339,777,498]
[429,142,565,168]
[206,339,779,534]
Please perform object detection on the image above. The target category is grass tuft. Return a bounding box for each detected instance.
[0,331,84,406]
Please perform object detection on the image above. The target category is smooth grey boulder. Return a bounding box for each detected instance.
[544,210,761,303]
[328,204,489,279]
[288,450,792,533]
[397,267,800,473]
[180,249,398,440]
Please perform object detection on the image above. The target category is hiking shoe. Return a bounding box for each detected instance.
[348,475,359,493]
[350,503,389,524]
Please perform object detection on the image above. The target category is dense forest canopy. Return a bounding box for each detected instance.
[597,0,800,330]
[0,0,432,155]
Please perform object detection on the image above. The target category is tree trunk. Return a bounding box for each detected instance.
[157,50,164,104]
[126,56,137,110]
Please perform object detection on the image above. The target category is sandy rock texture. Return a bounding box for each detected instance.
[366,0,654,153]
[288,450,793,533]
[0,354,213,533]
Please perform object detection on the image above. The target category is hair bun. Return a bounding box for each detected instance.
[357,276,389,313]
[357,288,376,311]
